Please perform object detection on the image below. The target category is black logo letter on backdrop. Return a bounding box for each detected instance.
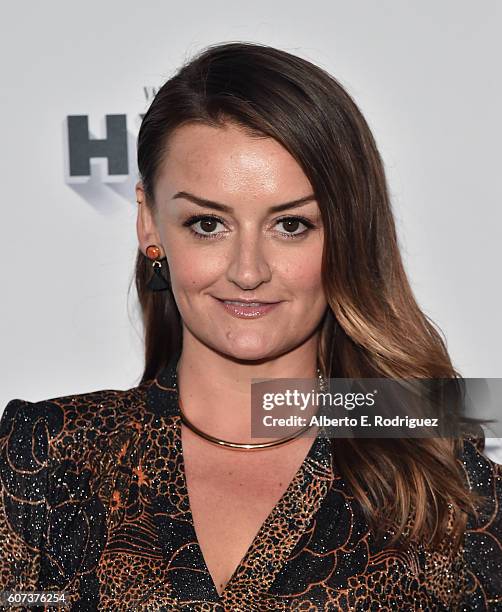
[67,115,128,176]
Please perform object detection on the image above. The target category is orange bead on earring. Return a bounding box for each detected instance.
[146,245,161,260]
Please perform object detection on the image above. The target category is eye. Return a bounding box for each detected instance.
[275,216,315,238]
[183,214,227,240]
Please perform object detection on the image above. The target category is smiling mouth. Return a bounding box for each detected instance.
[213,297,282,318]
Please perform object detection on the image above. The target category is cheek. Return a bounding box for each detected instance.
[166,245,224,289]
[278,249,324,293]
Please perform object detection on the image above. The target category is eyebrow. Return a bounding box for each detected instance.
[172,190,316,213]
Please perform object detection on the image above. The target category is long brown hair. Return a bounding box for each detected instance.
[133,41,488,552]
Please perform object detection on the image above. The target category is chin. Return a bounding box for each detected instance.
[216,336,281,362]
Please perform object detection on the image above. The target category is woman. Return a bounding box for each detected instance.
[1,41,501,611]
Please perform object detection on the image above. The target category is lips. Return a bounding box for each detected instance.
[214,297,282,319]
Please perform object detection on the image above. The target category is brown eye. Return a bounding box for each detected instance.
[200,218,218,233]
[275,216,313,237]
[183,214,227,239]
[281,219,301,233]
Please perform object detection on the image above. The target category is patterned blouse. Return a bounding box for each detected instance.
[1,357,501,611]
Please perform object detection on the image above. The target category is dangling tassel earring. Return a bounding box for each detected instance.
[145,244,170,291]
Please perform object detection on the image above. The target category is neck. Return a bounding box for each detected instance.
[176,335,321,443]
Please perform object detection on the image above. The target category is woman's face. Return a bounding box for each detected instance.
[136,122,327,362]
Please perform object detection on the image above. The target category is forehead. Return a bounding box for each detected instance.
[154,122,313,202]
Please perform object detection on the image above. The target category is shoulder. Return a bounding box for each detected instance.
[456,434,501,534]
[457,435,501,512]
[0,379,155,462]
[456,435,502,607]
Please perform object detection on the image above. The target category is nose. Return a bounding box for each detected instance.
[225,231,272,290]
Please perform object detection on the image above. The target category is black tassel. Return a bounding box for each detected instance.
[147,262,170,291]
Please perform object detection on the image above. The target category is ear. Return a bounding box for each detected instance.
[135,181,164,257]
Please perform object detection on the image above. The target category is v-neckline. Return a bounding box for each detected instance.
[174,413,325,600]
[150,356,335,604]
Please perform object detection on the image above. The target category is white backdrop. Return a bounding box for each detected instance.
[1,0,500,459]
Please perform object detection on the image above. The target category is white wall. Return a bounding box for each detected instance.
[1,0,500,459]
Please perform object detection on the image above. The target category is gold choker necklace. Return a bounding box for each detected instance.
[175,365,327,451]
